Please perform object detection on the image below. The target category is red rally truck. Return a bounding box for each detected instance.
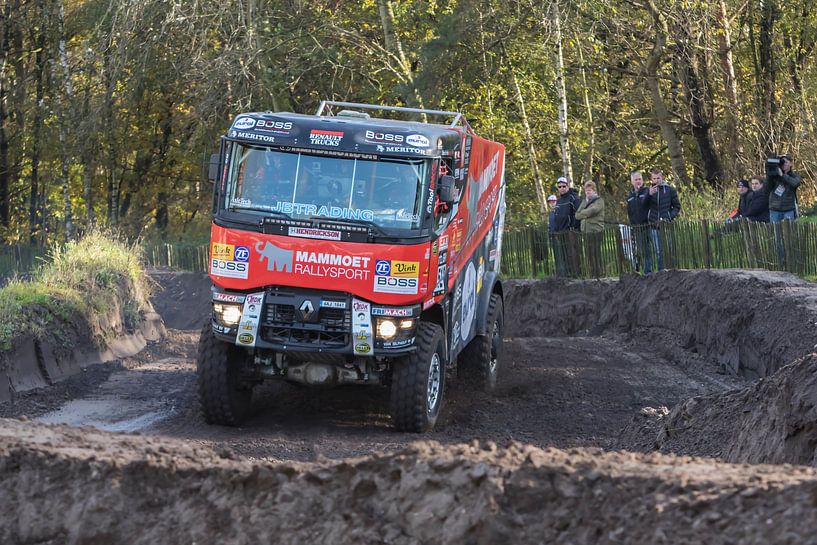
[200,101,506,432]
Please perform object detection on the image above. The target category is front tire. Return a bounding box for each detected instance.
[390,322,446,432]
[460,293,504,392]
[196,323,253,426]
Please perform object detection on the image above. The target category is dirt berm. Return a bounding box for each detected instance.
[2,418,817,545]
[505,269,817,379]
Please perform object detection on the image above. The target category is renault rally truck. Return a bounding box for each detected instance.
[201,101,506,432]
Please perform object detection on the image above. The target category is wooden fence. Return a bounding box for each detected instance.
[0,219,814,281]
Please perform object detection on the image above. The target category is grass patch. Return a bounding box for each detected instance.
[0,231,150,351]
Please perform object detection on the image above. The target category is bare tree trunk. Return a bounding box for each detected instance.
[552,3,573,183]
[643,0,690,185]
[29,32,46,243]
[575,32,594,186]
[0,2,11,227]
[377,0,426,118]
[509,65,548,218]
[758,0,777,153]
[674,14,722,185]
[54,0,74,239]
[715,0,742,166]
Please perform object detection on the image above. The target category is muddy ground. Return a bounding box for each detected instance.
[3,268,817,543]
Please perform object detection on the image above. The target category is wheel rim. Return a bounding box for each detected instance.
[427,352,442,415]
[489,318,500,374]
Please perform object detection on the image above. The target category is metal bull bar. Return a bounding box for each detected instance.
[315,100,471,130]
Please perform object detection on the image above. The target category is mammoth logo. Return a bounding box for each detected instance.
[256,241,293,272]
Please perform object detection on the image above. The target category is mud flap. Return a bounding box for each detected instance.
[474,272,501,336]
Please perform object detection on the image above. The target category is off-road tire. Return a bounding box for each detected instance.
[390,322,445,432]
[459,293,504,392]
[196,323,253,426]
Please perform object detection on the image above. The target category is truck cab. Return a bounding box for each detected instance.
[199,101,506,432]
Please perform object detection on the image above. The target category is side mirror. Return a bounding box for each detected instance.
[438,174,456,204]
[207,153,220,184]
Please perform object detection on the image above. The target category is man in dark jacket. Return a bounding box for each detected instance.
[645,168,681,271]
[744,176,769,223]
[626,171,651,272]
[552,176,580,276]
[765,155,800,267]
[764,154,800,222]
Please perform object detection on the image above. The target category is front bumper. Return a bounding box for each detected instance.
[212,285,419,356]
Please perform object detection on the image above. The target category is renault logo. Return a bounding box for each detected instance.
[299,300,315,321]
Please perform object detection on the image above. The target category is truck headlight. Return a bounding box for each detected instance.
[377,319,398,340]
[214,303,242,327]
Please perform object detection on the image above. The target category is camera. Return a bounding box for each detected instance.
[765,155,784,177]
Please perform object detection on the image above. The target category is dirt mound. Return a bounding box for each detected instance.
[650,353,817,467]
[148,269,212,330]
[507,269,817,379]
[2,418,817,545]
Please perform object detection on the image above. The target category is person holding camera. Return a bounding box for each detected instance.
[764,154,800,222]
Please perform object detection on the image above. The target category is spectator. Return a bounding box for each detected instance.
[765,154,800,268]
[646,168,681,271]
[552,176,581,277]
[727,179,751,221]
[743,175,769,223]
[764,154,800,222]
[626,171,651,273]
[575,181,606,277]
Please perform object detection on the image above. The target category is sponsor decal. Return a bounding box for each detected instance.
[255,119,293,133]
[371,307,413,317]
[352,299,373,356]
[310,129,343,147]
[375,260,391,276]
[433,249,448,296]
[383,338,414,349]
[288,226,342,241]
[256,241,372,280]
[391,261,419,278]
[233,117,256,130]
[378,145,426,155]
[211,258,249,279]
[320,299,347,309]
[461,263,477,342]
[256,241,293,272]
[268,201,374,222]
[236,291,264,348]
[477,256,485,293]
[234,246,250,262]
[451,321,460,353]
[213,292,246,304]
[212,243,235,260]
[234,131,275,143]
[373,276,419,295]
[364,130,405,144]
[406,134,430,147]
[439,235,449,251]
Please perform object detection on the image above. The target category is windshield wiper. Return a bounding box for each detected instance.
[308,215,387,237]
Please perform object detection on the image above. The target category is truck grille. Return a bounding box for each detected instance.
[260,303,350,347]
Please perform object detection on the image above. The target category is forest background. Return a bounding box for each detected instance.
[0,0,814,244]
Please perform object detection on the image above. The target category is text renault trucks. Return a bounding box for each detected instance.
[200,101,506,432]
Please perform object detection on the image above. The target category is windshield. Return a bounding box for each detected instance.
[224,143,430,230]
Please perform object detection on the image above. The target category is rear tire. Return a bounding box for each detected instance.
[459,293,504,392]
[196,323,253,426]
[390,322,445,432]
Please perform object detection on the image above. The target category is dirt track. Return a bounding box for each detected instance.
[4,269,817,543]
